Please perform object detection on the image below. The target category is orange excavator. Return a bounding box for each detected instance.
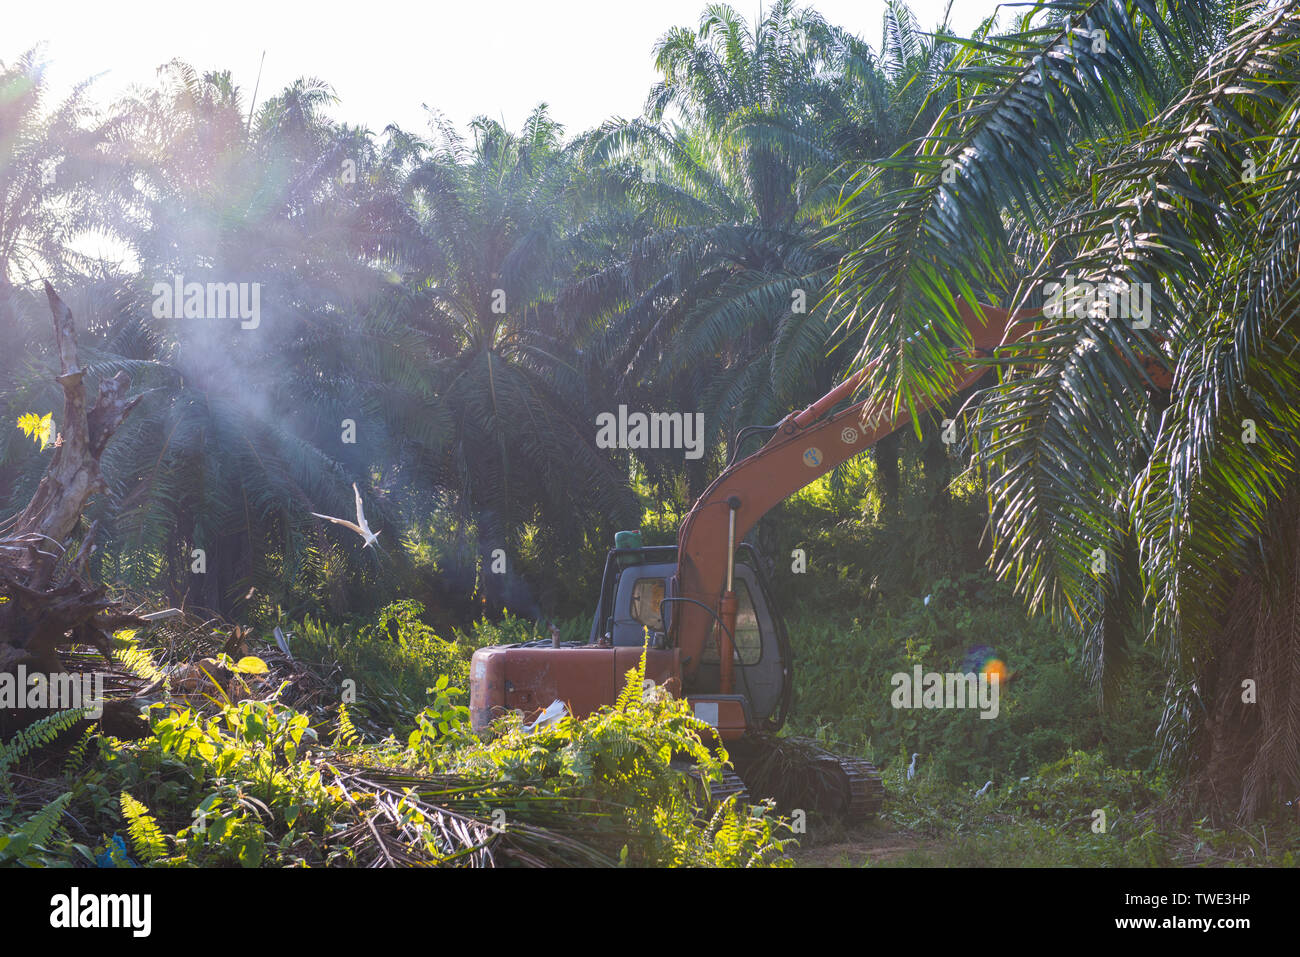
[469,300,1162,817]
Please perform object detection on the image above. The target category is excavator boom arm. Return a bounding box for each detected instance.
[671,301,1038,682]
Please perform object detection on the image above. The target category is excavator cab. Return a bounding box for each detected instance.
[587,539,791,731]
[581,535,873,817]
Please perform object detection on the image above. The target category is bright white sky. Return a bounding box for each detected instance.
[8,0,1005,137]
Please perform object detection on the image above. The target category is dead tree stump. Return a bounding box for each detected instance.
[0,282,146,676]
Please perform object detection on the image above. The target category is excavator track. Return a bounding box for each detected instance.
[728,734,884,821]
[675,761,751,809]
[705,768,750,806]
[834,754,885,821]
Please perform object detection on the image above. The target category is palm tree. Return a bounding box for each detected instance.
[393,106,638,611]
[574,4,858,457]
[0,48,136,396]
[572,1,959,508]
[831,0,1297,821]
[0,50,134,296]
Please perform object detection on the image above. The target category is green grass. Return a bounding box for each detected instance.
[779,578,1166,786]
[791,754,1298,867]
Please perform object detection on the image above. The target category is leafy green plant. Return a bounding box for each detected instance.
[84,701,339,866]
[291,600,471,733]
[407,676,472,757]
[446,649,792,866]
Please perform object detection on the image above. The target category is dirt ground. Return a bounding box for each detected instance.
[786,821,945,867]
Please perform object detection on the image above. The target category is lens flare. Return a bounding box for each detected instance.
[963,645,1008,685]
[982,658,1008,685]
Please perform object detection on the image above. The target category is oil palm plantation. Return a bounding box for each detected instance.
[392,106,638,611]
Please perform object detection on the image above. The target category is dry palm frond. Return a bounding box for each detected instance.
[322,763,621,867]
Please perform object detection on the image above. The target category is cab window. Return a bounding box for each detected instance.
[628,577,666,633]
[702,578,762,665]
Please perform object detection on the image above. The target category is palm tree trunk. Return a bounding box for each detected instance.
[875,431,902,515]
[1193,488,1300,823]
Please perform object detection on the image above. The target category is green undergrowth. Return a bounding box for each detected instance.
[809,750,1298,867]
[0,625,791,867]
[288,601,588,736]
[0,586,1287,868]
[780,574,1166,787]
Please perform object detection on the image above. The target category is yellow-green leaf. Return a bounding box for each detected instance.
[233,656,268,675]
[17,412,54,451]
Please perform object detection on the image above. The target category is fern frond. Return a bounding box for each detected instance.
[20,792,72,849]
[0,792,73,864]
[62,725,98,775]
[335,703,363,749]
[615,645,650,712]
[0,708,87,793]
[120,792,168,862]
[113,630,166,682]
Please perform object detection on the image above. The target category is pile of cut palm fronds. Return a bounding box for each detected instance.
[113,599,339,720]
[322,763,627,867]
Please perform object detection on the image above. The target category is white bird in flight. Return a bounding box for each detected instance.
[974,780,993,797]
[311,483,381,548]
